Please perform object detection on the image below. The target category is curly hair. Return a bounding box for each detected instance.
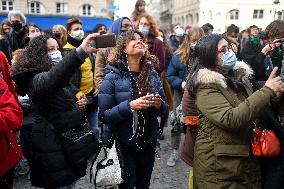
[107,30,153,95]
[12,34,53,75]
[136,13,159,37]
[265,20,284,39]
[175,27,204,65]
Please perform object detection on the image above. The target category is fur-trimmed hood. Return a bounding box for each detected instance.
[196,61,253,88]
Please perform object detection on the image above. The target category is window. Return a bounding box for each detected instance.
[229,9,239,20]
[56,3,68,13]
[81,4,94,16]
[253,9,264,19]
[30,1,40,14]
[1,0,13,11]
[277,10,284,20]
[196,13,199,23]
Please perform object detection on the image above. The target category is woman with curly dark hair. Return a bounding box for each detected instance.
[99,30,168,189]
[136,13,165,75]
[11,33,99,189]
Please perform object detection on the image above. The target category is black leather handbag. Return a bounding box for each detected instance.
[60,119,102,167]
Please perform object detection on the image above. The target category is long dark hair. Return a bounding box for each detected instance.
[187,34,224,95]
[107,30,153,96]
[191,34,223,70]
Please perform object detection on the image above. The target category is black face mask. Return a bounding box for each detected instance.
[12,21,23,32]
[53,32,61,39]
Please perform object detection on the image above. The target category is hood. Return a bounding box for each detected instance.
[111,17,130,37]
[195,61,253,89]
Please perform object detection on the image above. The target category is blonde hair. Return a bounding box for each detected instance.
[52,25,67,46]
[175,27,204,65]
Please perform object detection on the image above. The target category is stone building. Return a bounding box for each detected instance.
[159,0,284,33]
[0,0,113,18]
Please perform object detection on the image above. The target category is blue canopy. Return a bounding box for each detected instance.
[0,14,113,31]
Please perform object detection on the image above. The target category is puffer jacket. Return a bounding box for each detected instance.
[12,49,88,189]
[98,59,168,148]
[166,54,186,90]
[192,61,274,189]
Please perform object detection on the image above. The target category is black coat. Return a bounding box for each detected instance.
[241,39,283,82]
[260,107,284,189]
[6,27,29,53]
[13,49,88,188]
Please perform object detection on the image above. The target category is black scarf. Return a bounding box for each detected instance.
[66,35,83,48]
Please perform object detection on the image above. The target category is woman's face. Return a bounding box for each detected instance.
[29,26,40,36]
[138,4,145,12]
[121,19,133,32]
[47,38,59,53]
[139,17,150,28]
[2,23,11,34]
[52,28,62,38]
[216,38,229,66]
[250,27,259,36]
[125,33,146,57]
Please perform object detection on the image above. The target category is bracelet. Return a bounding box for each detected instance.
[269,44,273,50]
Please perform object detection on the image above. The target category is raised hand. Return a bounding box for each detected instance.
[265,67,284,95]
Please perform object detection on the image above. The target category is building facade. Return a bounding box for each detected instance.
[159,0,284,33]
[160,0,173,31]
[0,0,114,18]
[198,0,284,33]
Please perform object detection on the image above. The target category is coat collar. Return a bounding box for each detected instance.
[196,61,253,88]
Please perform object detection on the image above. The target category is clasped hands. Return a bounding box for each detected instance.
[130,93,162,110]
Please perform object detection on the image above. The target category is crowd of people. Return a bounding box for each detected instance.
[1,0,284,188]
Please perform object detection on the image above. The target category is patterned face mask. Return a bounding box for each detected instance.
[48,50,62,64]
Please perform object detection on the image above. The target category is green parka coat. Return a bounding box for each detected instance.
[193,61,275,189]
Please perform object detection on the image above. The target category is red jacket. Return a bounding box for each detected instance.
[0,51,23,176]
[0,77,23,176]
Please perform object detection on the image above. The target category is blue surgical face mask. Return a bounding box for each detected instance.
[175,27,184,37]
[48,50,62,64]
[220,49,237,70]
[138,25,149,35]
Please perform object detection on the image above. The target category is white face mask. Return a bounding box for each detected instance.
[48,50,62,64]
[175,27,184,37]
[156,36,163,42]
[71,29,84,40]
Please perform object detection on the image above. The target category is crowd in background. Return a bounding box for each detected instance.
[1,0,284,189]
